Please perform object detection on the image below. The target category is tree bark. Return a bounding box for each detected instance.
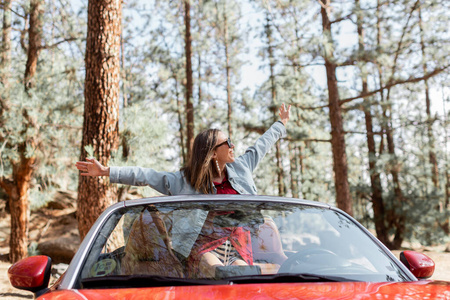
[0,0,43,263]
[184,0,194,161]
[299,142,305,197]
[1,0,12,114]
[377,1,420,249]
[197,55,202,106]
[355,0,388,245]
[445,167,450,235]
[174,72,186,165]
[24,0,44,91]
[265,13,284,196]
[2,146,36,263]
[418,7,439,188]
[289,143,299,198]
[224,5,232,139]
[196,5,203,107]
[78,0,121,240]
[120,32,128,108]
[320,0,353,215]
[383,98,405,249]
[1,0,12,77]
[441,83,449,235]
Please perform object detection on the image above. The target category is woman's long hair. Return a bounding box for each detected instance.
[182,129,220,194]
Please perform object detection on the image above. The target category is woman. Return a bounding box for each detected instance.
[76,103,291,277]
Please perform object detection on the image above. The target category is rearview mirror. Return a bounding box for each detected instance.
[8,255,52,294]
[400,251,435,279]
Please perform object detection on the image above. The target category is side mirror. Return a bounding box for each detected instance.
[400,250,435,279]
[8,255,52,294]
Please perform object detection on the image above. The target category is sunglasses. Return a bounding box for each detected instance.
[215,137,233,149]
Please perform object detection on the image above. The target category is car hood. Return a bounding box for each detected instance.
[39,281,450,300]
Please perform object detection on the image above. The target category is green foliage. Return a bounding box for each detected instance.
[84,145,95,159]
[0,0,85,208]
[0,0,448,248]
[27,241,40,257]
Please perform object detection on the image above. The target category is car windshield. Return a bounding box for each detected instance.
[77,200,409,288]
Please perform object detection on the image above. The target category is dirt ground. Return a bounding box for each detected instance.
[0,207,449,300]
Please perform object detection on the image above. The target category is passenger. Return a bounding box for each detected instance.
[75,104,291,277]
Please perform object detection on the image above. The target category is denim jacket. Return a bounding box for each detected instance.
[109,121,286,257]
[109,121,286,195]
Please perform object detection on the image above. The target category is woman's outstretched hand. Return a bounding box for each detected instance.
[75,158,110,177]
[279,103,291,126]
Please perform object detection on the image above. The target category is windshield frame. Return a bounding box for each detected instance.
[59,195,417,289]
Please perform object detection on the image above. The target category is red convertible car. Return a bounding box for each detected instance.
[8,195,450,299]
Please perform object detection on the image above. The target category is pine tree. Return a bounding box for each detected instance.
[318,0,353,215]
[77,0,122,239]
[355,0,388,246]
[184,0,194,160]
[0,0,84,261]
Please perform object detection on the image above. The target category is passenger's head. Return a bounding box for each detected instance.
[183,129,235,194]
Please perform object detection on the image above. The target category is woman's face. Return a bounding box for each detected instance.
[214,131,235,164]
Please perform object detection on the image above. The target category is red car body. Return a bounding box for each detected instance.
[36,281,450,300]
[8,195,450,299]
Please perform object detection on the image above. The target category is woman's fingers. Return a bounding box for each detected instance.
[279,104,291,118]
[75,159,96,176]
[278,104,291,126]
[76,158,108,177]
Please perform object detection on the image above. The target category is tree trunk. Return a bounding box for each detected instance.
[289,143,299,198]
[299,142,305,198]
[174,72,186,165]
[376,1,420,249]
[24,0,44,91]
[275,142,284,196]
[442,91,449,235]
[223,4,232,138]
[384,101,405,249]
[78,0,121,240]
[355,0,388,245]
[1,0,12,114]
[265,13,284,196]
[120,33,128,108]
[1,0,12,78]
[320,1,353,215]
[444,168,450,235]
[0,145,36,263]
[0,0,43,263]
[418,7,439,188]
[7,147,35,263]
[184,0,194,161]
[364,104,389,245]
[197,55,202,106]
[197,6,202,107]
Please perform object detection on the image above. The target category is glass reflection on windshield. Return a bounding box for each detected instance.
[79,201,408,287]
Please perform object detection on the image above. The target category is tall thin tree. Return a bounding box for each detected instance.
[77,0,122,239]
[319,0,353,215]
[380,1,421,249]
[355,0,388,246]
[1,0,11,86]
[418,6,439,188]
[223,2,233,138]
[0,0,44,263]
[265,13,284,196]
[184,0,194,160]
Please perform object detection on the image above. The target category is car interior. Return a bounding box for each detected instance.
[86,204,290,281]
[80,201,410,287]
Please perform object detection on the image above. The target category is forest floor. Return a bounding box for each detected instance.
[0,206,449,299]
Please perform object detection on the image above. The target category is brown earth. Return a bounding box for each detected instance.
[0,201,449,299]
[0,193,79,300]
